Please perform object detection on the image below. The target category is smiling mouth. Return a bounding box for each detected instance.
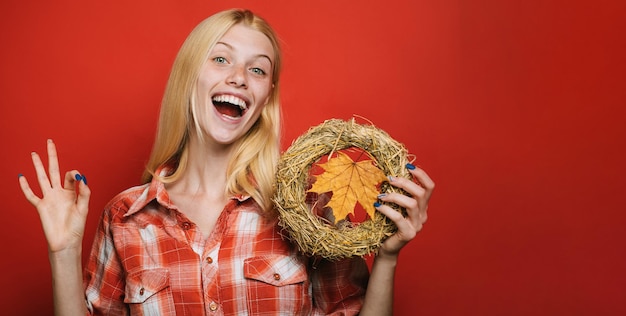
[212,94,248,118]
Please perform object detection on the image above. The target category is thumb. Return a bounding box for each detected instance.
[76,174,91,212]
[65,171,91,211]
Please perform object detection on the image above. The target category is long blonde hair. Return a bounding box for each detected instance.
[142,9,282,212]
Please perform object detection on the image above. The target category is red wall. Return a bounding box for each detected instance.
[1,0,625,315]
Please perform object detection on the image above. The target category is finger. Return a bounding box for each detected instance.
[420,211,428,224]
[63,171,79,191]
[31,151,51,193]
[407,165,435,194]
[389,164,435,205]
[63,170,90,207]
[75,174,91,213]
[378,192,427,229]
[375,203,420,240]
[47,139,62,188]
[375,202,405,223]
[378,192,420,215]
[18,175,41,207]
[387,175,427,203]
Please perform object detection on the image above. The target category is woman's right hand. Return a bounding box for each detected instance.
[18,139,91,254]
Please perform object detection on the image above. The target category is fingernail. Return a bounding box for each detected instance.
[82,175,88,185]
[406,163,416,170]
[18,173,23,178]
[388,176,395,182]
[75,174,82,181]
[374,202,381,208]
[377,193,387,199]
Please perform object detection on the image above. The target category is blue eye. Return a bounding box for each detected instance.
[251,68,266,75]
[213,56,227,64]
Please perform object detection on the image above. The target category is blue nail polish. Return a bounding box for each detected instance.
[82,175,88,185]
[75,174,82,181]
[377,193,387,199]
[374,202,381,208]
[387,176,394,182]
[18,173,23,178]
[406,163,416,170]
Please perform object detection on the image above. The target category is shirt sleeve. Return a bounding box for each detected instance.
[83,208,129,316]
[310,256,370,315]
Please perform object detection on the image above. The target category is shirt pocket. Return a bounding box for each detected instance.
[244,255,307,286]
[243,255,311,314]
[124,267,175,314]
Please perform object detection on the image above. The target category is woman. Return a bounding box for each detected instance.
[19,9,434,315]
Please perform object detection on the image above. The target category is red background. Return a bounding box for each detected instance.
[1,0,625,315]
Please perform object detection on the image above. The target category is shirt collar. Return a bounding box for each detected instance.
[124,165,252,217]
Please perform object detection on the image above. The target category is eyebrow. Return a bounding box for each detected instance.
[215,41,273,66]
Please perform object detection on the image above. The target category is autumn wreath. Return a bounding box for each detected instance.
[273,118,413,260]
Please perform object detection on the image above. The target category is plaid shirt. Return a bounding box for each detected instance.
[83,166,368,315]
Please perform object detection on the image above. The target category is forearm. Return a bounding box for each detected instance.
[359,253,398,316]
[49,248,88,316]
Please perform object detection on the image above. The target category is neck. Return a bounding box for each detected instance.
[168,134,236,198]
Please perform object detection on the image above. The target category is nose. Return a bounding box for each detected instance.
[227,65,247,88]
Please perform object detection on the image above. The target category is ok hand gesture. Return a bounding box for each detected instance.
[18,140,90,254]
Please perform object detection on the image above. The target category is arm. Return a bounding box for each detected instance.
[360,164,435,315]
[19,139,90,315]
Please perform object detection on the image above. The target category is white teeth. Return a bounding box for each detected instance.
[212,95,247,110]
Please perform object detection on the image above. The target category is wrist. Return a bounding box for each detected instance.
[48,247,82,265]
[374,250,399,266]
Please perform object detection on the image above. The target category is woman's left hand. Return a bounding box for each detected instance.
[375,164,435,258]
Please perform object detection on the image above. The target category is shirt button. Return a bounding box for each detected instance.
[139,287,145,296]
[209,301,218,311]
[206,256,213,264]
[273,273,281,281]
[181,222,191,230]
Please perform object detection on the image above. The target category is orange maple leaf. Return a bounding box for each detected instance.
[308,152,388,224]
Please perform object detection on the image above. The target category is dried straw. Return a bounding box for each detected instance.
[273,118,412,260]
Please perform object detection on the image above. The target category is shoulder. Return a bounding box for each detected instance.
[103,183,151,218]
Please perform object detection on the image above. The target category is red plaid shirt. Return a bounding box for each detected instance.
[83,166,368,315]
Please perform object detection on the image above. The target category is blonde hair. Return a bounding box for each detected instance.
[142,9,282,212]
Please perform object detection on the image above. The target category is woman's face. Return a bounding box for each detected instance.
[195,23,274,146]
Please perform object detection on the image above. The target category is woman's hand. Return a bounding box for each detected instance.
[360,164,434,315]
[18,139,91,254]
[375,163,435,258]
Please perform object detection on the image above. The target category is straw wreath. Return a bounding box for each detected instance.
[273,118,413,260]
